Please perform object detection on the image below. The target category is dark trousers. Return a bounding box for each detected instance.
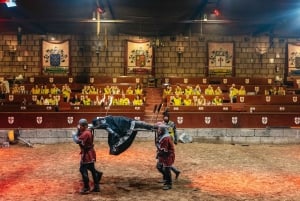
[156,162,172,186]
[79,162,100,189]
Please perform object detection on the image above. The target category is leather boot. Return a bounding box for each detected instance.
[91,171,103,192]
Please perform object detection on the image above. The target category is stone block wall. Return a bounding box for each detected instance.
[0,33,293,80]
[1,128,300,146]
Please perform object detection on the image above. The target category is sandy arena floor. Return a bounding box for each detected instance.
[1,141,300,201]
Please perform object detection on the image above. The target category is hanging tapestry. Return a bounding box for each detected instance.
[42,40,70,74]
[125,40,153,75]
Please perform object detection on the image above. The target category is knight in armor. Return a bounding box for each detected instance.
[73,119,103,194]
[92,115,155,155]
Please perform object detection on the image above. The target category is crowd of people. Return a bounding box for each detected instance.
[1,82,146,107]
[165,83,287,106]
[0,78,288,108]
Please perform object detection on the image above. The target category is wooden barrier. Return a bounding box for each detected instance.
[22,76,142,85]
[244,105,300,113]
[236,95,300,104]
[168,104,246,112]
[0,112,145,128]
[167,112,300,128]
[163,77,274,86]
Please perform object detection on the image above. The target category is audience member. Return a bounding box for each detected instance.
[134,83,143,96]
[174,85,183,96]
[193,84,201,95]
[31,84,41,95]
[214,86,223,95]
[61,84,72,102]
[238,85,246,95]
[119,94,130,105]
[182,95,192,106]
[184,85,193,95]
[196,95,207,106]
[204,85,214,95]
[171,94,182,106]
[212,95,223,105]
[70,94,81,105]
[125,86,134,95]
[132,95,143,106]
[50,84,60,95]
[229,84,238,103]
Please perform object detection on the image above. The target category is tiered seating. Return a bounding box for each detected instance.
[161,77,300,128]
[0,76,146,128]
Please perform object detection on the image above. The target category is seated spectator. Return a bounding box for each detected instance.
[184,85,193,95]
[81,95,92,106]
[183,95,192,106]
[269,86,278,95]
[125,86,134,95]
[43,94,56,105]
[103,85,111,95]
[193,84,201,95]
[212,95,223,106]
[204,85,214,95]
[70,94,81,105]
[36,95,45,105]
[214,86,223,95]
[111,86,120,95]
[112,96,119,106]
[134,83,143,96]
[132,95,144,106]
[238,85,246,95]
[163,85,173,97]
[171,94,182,106]
[277,86,286,95]
[11,84,21,94]
[196,95,207,106]
[81,85,90,94]
[119,93,130,105]
[174,85,183,96]
[0,77,10,94]
[40,85,49,95]
[31,84,41,95]
[50,84,60,95]
[61,84,72,102]
[229,84,238,103]
[93,95,105,106]
[89,85,99,94]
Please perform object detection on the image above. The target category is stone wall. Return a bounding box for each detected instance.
[1,128,300,146]
[0,33,291,80]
